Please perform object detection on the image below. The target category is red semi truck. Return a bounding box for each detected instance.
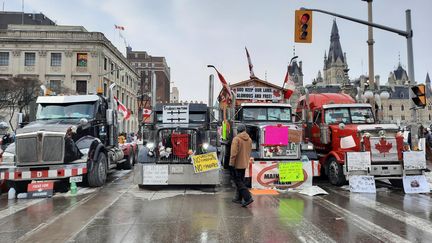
[295,93,426,186]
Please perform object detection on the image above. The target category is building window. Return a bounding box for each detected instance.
[111,62,114,72]
[104,57,107,70]
[390,115,393,120]
[76,80,87,95]
[401,105,404,111]
[429,114,431,120]
[401,115,405,120]
[389,104,392,111]
[0,52,9,66]
[49,80,61,94]
[50,53,62,66]
[428,106,431,111]
[117,68,120,79]
[126,75,129,85]
[77,53,88,67]
[24,52,36,66]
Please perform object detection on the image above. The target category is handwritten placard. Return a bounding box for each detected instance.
[403,175,430,194]
[192,152,220,173]
[143,165,168,185]
[349,175,376,193]
[403,151,426,170]
[346,152,371,171]
[279,162,304,182]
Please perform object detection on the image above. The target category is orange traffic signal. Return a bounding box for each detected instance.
[295,10,312,43]
[411,84,426,108]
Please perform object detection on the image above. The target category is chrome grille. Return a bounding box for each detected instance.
[16,136,38,163]
[157,129,197,164]
[42,136,63,162]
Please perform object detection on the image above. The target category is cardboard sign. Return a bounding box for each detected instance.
[346,152,371,171]
[265,126,288,145]
[279,162,304,182]
[192,152,220,173]
[27,181,54,198]
[403,175,430,194]
[251,161,313,189]
[162,105,188,123]
[349,175,376,193]
[142,165,168,185]
[288,129,302,143]
[403,151,426,170]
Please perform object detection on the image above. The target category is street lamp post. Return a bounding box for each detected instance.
[362,0,376,117]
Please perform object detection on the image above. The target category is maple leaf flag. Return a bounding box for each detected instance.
[114,25,125,30]
[282,68,295,99]
[374,138,393,155]
[143,108,152,119]
[114,96,130,120]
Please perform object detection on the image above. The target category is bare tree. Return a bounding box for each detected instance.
[0,77,41,130]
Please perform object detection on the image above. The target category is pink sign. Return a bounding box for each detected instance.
[264,126,288,145]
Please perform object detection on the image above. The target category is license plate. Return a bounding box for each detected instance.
[69,176,83,183]
[171,166,184,174]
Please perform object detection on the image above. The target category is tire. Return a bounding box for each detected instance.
[221,145,230,169]
[87,152,108,187]
[122,150,133,170]
[327,157,346,186]
[389,179,404,188]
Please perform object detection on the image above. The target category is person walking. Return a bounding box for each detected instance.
[229,124,253,207]
[424,128,432,169]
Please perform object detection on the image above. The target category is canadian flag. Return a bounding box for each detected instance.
[143,108,152,119]
[282,67,295,99]
[114,96,130,120]
[114,25,125,30]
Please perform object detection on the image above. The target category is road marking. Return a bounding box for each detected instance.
[327,188,432,235]
[315,197,410,243]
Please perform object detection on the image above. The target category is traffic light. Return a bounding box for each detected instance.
[295,10,312,43]
[411,84,426,108]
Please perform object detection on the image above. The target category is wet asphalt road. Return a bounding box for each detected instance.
[0,169,431,243]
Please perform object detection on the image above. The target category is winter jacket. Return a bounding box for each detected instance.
[229,131,252,169]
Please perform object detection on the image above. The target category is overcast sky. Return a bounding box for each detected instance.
[5,0,432,102]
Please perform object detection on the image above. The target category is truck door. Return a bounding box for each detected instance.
[311,109,322,146]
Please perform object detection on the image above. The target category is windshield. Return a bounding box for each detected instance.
[324,107,374,124]
[37,102,95,120]
[243,107,291,122]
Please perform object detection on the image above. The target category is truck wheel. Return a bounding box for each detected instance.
[122,150,133,170]
[327,158,346,186]
[87,152,107,187]
[389,179,403,188]
[221,145,230,169]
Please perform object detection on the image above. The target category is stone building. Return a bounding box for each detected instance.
[0,24,139,133]
[126,48,171,108]
[323,20,349,85]
[170,86,179,103]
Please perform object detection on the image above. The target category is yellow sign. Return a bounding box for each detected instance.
[192,152,220,173]
[279,162,304,182]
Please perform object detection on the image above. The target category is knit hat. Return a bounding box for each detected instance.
[237,124,246,133]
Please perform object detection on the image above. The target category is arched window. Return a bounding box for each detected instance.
[401,105,404,111]
[389,104,392,111]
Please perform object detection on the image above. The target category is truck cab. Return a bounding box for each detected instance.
[0,84,133,191]
[296,93,422,186]
[135,103,219,186]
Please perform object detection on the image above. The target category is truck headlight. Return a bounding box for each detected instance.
[301,142,314,151]
[202,143,209,151]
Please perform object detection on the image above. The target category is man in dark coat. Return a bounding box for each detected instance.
[230,124,253,207]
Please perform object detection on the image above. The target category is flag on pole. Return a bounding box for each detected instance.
[216,70,232,99]
[114,25,125,30]
[282,67,295,99]
[114,96,131,120]
[143,108,152,119]
[245,47,256,79]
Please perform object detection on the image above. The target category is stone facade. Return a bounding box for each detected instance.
[323,20,349,85]
[170,86,179,103]
[0,24,139,133]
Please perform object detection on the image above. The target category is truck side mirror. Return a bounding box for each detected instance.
[106,109,113,125]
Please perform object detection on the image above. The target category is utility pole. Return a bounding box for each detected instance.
[362,0,376,117]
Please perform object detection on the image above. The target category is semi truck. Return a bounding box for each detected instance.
[134,103,219,185]
[295,93,426,186]
[0,84,137,192]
